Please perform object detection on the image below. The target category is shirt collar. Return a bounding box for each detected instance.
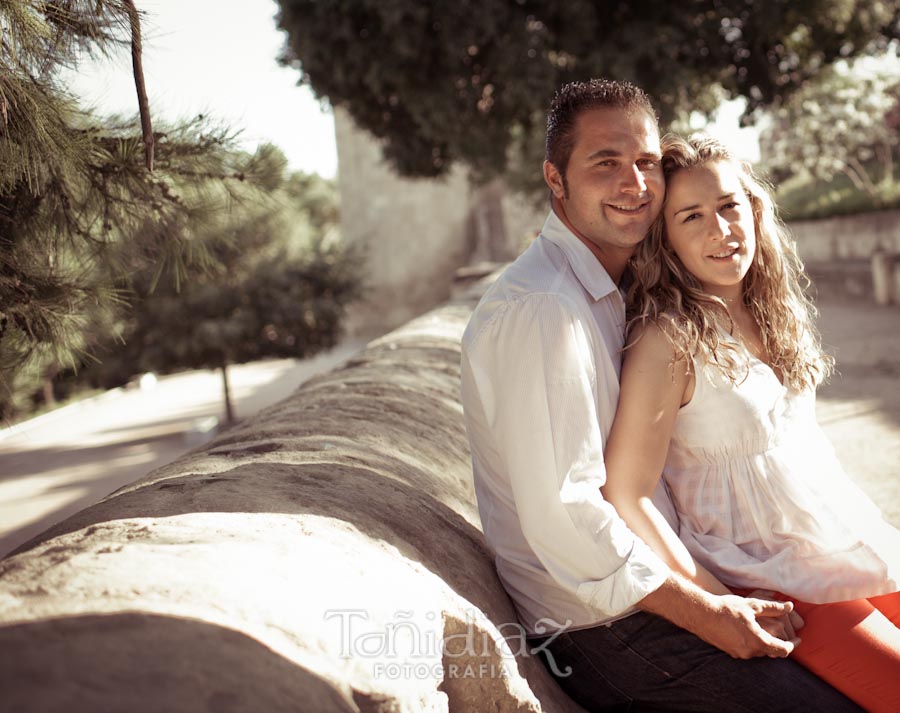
[539,209,620,301]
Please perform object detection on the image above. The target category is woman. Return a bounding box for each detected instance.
[601,134,900,712]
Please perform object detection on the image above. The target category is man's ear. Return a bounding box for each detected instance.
[543,160,566,199]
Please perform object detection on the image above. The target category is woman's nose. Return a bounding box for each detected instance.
[711,213,731,239]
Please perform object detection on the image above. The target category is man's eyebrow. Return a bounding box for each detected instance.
[584,149,620,161]
[673,193,736,216]
[584,149,662,162]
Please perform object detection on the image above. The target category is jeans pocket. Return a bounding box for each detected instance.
[538,629,635,709]
[529,631,575,677]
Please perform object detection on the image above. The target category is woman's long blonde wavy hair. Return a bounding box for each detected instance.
[626,134,833,391]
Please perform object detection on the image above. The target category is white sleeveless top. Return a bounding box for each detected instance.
[663,340,900,603]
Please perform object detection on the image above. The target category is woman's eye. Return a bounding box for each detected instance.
[684,213,700,222]
[721,202,739,210]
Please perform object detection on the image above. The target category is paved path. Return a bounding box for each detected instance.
[0,293,897,559]
[0,340,367,557]
[814,294,900,527]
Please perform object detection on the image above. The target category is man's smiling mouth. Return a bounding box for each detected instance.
[609,202,648,213]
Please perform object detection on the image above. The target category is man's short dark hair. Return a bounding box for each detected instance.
[546,79,658,187]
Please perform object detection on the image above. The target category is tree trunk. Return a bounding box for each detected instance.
[41,370,57,408]
[469,179,508,263]
[123,0,154,171]
[220,363,235,424]
[879,140,894,187]
[844,156,880,204]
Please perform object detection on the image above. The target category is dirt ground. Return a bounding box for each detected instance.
[813,291,900,527]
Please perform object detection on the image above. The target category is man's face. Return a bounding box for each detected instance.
[544,107,664,261]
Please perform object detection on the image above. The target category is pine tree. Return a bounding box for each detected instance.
[106,154,361,424]
[0,1,275,417]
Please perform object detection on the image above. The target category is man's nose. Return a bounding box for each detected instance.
[620,164,647,194]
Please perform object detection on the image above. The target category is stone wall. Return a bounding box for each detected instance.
[0,278,584,713]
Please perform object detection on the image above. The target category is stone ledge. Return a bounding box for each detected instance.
[0,279,583,713]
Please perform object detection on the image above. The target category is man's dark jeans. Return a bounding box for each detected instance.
[532,611,862,712]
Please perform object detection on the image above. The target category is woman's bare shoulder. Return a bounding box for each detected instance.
[626,315,687,361]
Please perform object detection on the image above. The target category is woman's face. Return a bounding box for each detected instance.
[663,160,756,300]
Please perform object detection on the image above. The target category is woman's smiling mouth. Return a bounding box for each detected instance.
[710,246,740,259]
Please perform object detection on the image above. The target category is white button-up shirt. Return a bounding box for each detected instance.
[461,210,674,635]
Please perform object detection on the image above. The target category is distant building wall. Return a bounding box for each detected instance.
[334,108,543,335]
[336,106,900,332]
[789,209,900,262]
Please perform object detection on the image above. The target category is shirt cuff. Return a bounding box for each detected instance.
[575,537,670,617]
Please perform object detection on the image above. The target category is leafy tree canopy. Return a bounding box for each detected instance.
[276,0,900,182]
[761,50,900,203]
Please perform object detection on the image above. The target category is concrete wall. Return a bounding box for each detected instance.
[335,109,543,336]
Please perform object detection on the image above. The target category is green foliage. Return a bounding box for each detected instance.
[282,171,340,238]
[125,162,358,372]
[51,162,360,422]
[761,51,900,208]
[773,158,900,221]
[130,241,361,373]
[275,0,900,184]
[0,1,281,417]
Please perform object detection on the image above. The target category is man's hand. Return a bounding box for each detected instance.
[746,588,804,647]
[638,575,798,660]
[702,594,798,659]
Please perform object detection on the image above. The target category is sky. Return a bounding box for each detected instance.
[64,0,338,178]
[63,1,762,180]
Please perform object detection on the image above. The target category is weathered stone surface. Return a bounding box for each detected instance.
[0,282,584,713]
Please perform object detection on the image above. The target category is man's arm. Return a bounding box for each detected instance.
[464,294,670,616]
[639,575,797,659]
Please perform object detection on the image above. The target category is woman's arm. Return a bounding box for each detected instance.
[601,321,731,596]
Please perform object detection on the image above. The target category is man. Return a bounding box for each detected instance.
[460,79,859,711]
